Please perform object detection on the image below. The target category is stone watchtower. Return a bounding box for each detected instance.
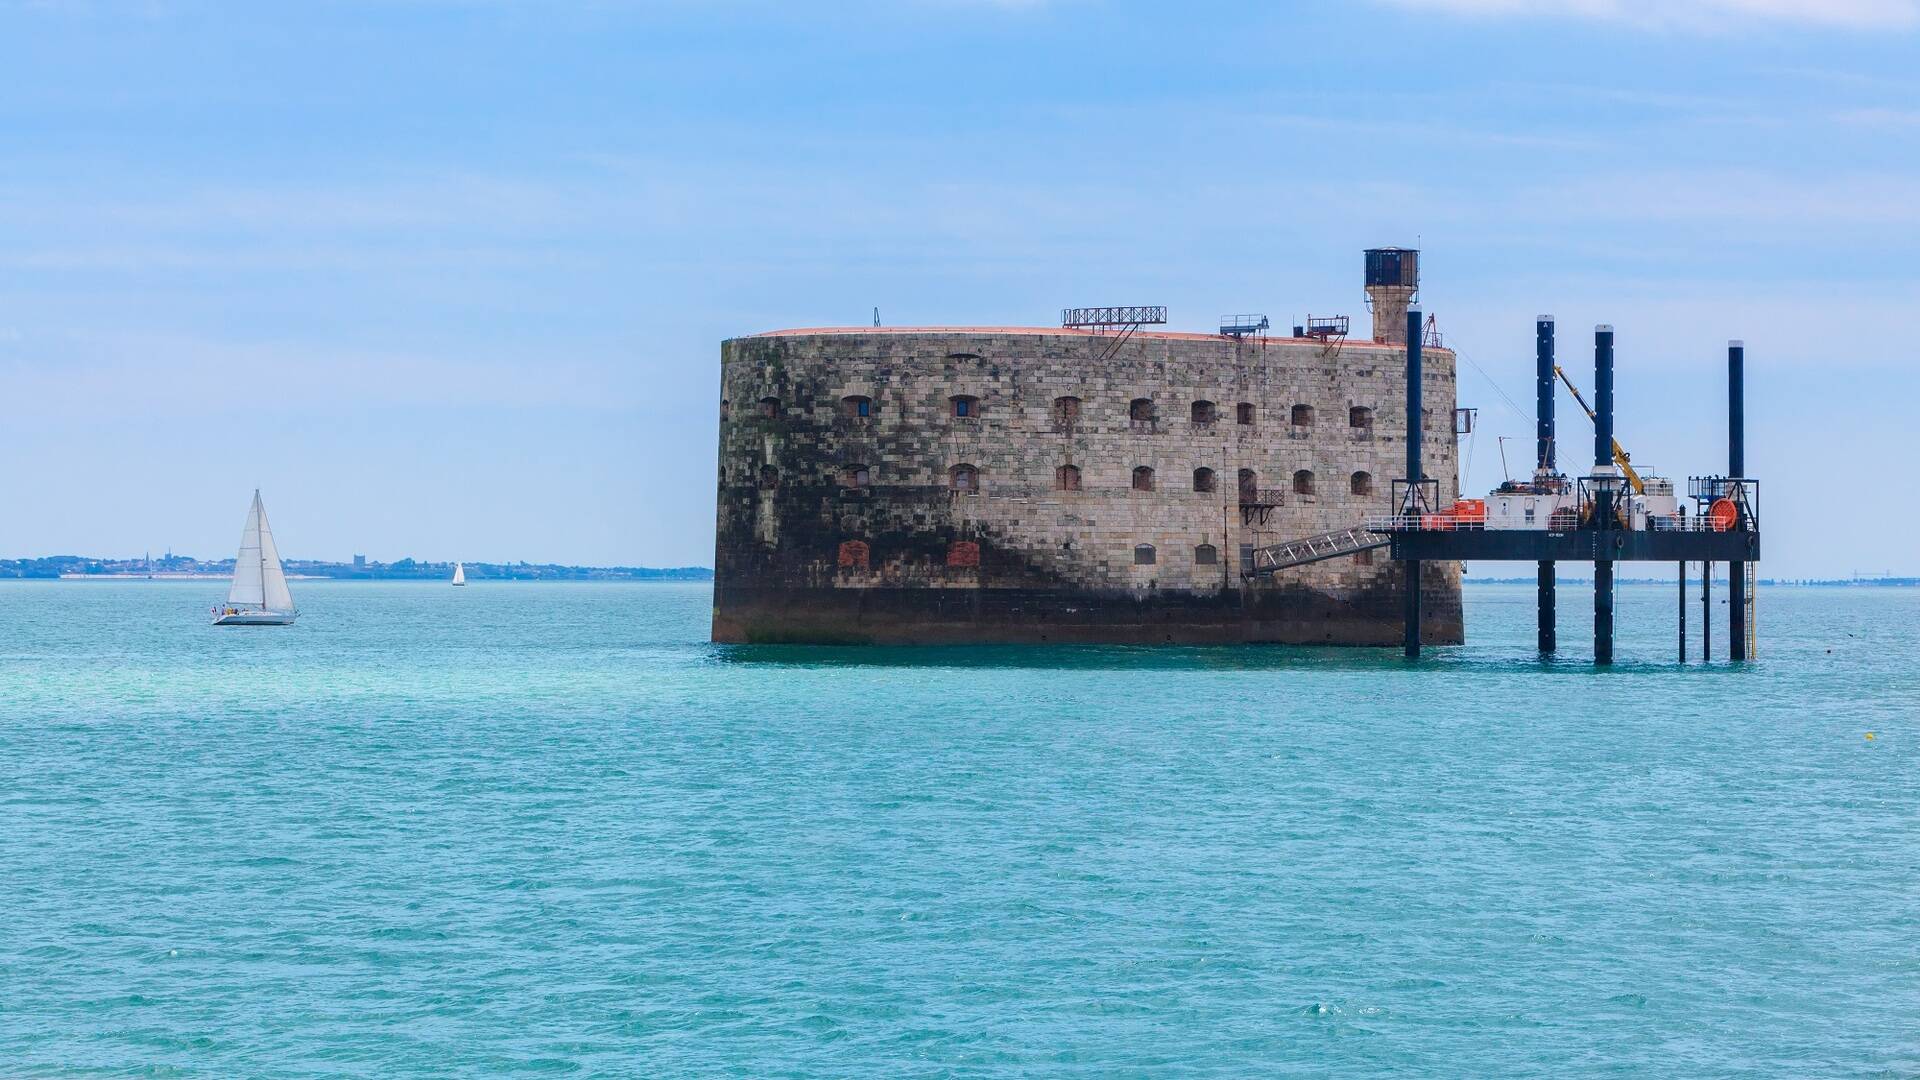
[1364,248,1419,345]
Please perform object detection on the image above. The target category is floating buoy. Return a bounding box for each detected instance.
[1865,732,1876,741]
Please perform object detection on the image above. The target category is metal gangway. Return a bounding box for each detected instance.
[1246,524,1387,575]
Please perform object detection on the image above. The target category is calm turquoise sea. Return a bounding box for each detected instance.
[1,580,1915,1077]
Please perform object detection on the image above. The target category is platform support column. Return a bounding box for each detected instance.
[1536,316,1556,654]
[1538,562,1555,654]
[1593,325,1615,665]
[1702,561,1712,659]
[1729,341,1747,662]
[1678,561,1687,662]
[1595,561,1614,664]
[1404,307,1423,659]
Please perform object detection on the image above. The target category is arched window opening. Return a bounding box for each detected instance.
[1293,469,1316,495]
[1129,398,1155,423]
[842,395,873,419]
[1052,396,1081,425]
[1190,400,1217,424]
[1133,544,1157,566]
[759,464,780,489]
[1195,544,1218,566]
[1291,404,1314,427]
[947,541,980,567]
[950,463,979,494]
[758,397,780,419]
[1055,464,1082,491]
[720,399,731,419]
[837,540,870,570]
[1237,468,1259,502]
[1350,471,1373,496]
[1236,402,1255,425]
[840,464,871,488]
[950,395,980,419]
[1193,467,1216,493]
[1349,405,1373,429]
[1132,466,1155,492]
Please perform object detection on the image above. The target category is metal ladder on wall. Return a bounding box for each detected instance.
[1745,561,1758,658]
[1247,524,1388,574]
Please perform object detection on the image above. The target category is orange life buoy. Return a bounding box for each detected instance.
[1709,498,1739,532]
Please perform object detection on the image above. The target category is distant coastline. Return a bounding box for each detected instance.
[1471,575,1918,588]
[5,556,712,582]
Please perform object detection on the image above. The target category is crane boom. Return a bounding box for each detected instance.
[1552,364,1645,494]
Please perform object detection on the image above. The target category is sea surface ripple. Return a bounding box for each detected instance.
[1,581,1916,1077]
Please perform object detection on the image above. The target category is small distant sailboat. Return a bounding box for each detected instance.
[451,562,467,586]
[211,490,298,626]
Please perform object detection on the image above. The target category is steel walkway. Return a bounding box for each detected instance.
[1246,524,1388,574]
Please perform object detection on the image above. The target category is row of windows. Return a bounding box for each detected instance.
[730,395,1376,428]
[835,539,1234,570]
[830,463,1375,496]
[1132,543,1217,567]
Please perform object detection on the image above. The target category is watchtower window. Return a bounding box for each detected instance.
[1291,404,1314,427]
[842,395,873,419]
[1133,544,1156,566]
[1350,405,1373,429]
[1190,400,1217,424]
[1236,402,1254,425]
[950,463,979,494]
[1052,396,1081,425]
[1350,470,1373,496]
[950,395,980,419]
[1129,398,1155,423]
[1055,464,1081,491]
[1293,469,1315,495]
[758,397,780,419]
[1193,467,1216,493]
[1132,466,1155,492]
[759,464,779,489]
[840,464,871,488]
[1195,544,1218,566]
[720,399,731,419]
[1237,468,1258,502]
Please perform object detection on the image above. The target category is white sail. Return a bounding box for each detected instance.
[452,562,466,585]
[255,495,295,612]
[227,490,295,612]
[228,492,266,607]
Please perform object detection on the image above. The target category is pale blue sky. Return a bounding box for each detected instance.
[3,0,1916,575]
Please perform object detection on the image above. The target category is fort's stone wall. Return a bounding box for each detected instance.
[712,328,1463,645]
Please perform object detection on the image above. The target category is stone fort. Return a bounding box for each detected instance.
[711,251,1463,645]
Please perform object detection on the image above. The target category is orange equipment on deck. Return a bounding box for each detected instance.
[1421,498,1487,531]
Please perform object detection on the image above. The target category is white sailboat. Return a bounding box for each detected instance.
[211,490,298,626]
[451,562,466,586]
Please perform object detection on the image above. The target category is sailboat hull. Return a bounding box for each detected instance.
[212,609,298,626]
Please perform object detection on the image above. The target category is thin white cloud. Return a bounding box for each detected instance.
[1381,0,1920,29]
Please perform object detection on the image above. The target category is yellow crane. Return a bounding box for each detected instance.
[1553,364,1645,495]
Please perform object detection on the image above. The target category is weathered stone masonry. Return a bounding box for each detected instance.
[712,327,1463,644]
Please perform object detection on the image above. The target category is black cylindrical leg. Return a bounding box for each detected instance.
[1678,561,1687,663]
[1702,562,1712,659]
[1405,559,1422,659]
[1596,560,1614,665]
[1538,560,1555,652]
[1729,341,1747,662]
[1731,561,1747,661]
[1536,317,1556,472]
[1403,307,1423,660]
